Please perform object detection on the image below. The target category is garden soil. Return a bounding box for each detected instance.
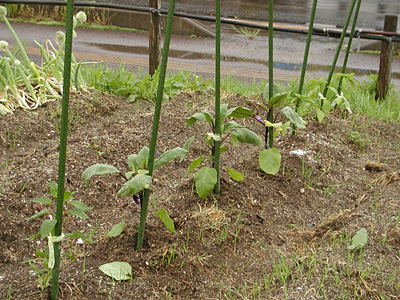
[0,90,400,299]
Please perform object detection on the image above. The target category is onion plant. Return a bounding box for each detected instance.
[0,5,86,115]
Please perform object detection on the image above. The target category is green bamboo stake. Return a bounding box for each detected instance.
[51,0,75,299]
[338,0,362,93]
[293,0,318,134]
[213,0,221,194]
[321,0,357,100]
[136,0,176,250]
[267,0,274,148]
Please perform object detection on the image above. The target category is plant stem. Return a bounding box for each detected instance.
[338,0,362,94]
[136,0,176,250]
[213,0,221,194]
[268,0,274,148]
[321,0,357,101]
[51,0,75,299]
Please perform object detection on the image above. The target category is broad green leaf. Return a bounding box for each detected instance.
[127,146,149,172]
[117,174,152,197]
[201,111,215,125]
[222,120,241,134]
[49,180,58,198]
[69,200,92,212]
[348,228,368,250]
[226,106,253,119]
[268,93,288,107]
[31,197,53,205]
[107,221,125,237]
[231,128,263,147]
[227,168,244,181]
[187,111,214,126]
[82,164,120,187]
[194,167,218,199]
[316,109,325,122]
[69,208,90,219]
[40,219,57,240]
[259,148,281,175]
[99,261,132,281]
[281,121,291,136]
[231,133,239,147]
[219,103,229,122]
[187,156,204,174]
[263,83,281,102]
[180,136,195,162]
[156,209,176,233]
[154,147,188,169]
[280,106,306,129]
[27,209,51,220]
[63,190,75,202]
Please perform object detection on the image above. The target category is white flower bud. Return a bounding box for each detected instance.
[14,59,21,66]
[56,31,65,42]
[0,6,7,17]
[0,40,9,50]
[75,11,87,23]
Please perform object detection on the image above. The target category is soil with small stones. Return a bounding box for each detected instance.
[1,90,400,300]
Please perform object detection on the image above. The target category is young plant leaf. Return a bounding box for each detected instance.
[259,148,281,175]
[187,111,214,126]
[27,209,51,220]
[107,221,125,237]
[180,136,195,162]
[263,83,281,101]
[117,174,152,197]
[127,146,149,172]
[193,167,218,199]
[154,147,188,169]
[231,128,263,147]
[280,106,306,129]
[68,208,90,219]
[316,109,325,122]
[82,163,120,188]
[49,180,58,198]
[348,228,368,250]
[227,168,244,181]
[99,261,132,281]
[226,106,253,119]
[187,156,204,174]
[69,200,92,212]
[156,209,176,233]
[40,219,57,240]
[222,120,241,134]
[268,93,288,107]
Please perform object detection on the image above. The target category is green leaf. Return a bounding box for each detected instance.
[180,136,195,162]
[231,133,239,147]
[69,200,92,212]
[348,228,368,250]
[219,103,229,122]
[68,208,90,219]
[154,147,188,169]
[40,219,57,240]
[263,83,281,102]
[156,209,176,233]
[187,111,214,126]
[99,262,132,281]
[227,168,244,181]
[201,111,215,125]
[259,148,281,175]
[194,167,218,199]
[31,197,53,205]
[231,128,263,147]
[81,164,120,187]
[107,221,125,237]
[222,120,241,134]
[280,106,306,129]
[187,156,204,174]
[49,180,58,198]
[268,93,288,107]
[117,174,152,197]
[127,146,149,172]
[226,106,253,119]
[316,109,325,122]
[27,209,51,220]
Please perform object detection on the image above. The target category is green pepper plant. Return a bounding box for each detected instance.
[186,103,263,198]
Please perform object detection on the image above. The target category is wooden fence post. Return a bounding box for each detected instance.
[149,0,161,76]
[376,15,397,100]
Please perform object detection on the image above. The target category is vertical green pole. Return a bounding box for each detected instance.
[213,0,221,194]
[267,0,274,148]
[338,0,362,93]
[136,0,176,250]
[321,0,357,100]
[51,0,74,299]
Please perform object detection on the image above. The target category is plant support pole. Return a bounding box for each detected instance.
[51,0,74,299]
[267,0,274,148]
[149,0,161,75]
[136,0,176,250]
[339,0,362,93]
[213,0,221,194]
[321,0,357,99]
